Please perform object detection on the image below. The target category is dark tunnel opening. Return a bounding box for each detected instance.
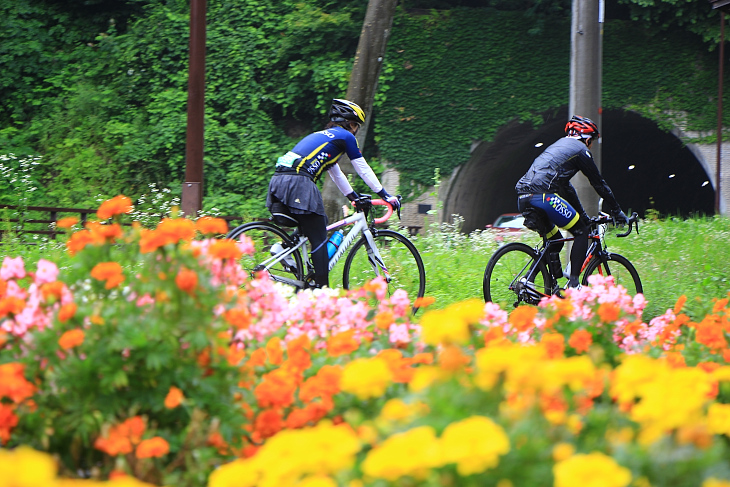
[443,108,715,233]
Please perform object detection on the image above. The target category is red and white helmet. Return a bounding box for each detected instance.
[565,115,600,140]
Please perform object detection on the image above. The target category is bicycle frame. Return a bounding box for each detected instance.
[256,201,391,289]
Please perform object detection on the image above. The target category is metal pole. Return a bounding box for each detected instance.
[716,11,724,214]
[569,0,603,216]
[181,0,207,218]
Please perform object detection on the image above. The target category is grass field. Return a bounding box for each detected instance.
[3,215,729,322]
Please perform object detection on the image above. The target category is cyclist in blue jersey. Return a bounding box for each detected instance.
[515,115,628,289]
[266,98,400,289]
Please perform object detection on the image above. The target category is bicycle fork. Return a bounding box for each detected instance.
[362,228,392,283]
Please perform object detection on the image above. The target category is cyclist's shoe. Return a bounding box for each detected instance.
[565,277,582,290]
[271,242,297,271]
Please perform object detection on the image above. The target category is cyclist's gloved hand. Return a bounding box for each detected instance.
[613,210,628,226]
[377,188,401,211]
[345,191,360,202]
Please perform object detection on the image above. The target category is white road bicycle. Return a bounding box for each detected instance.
[226,195,426,313]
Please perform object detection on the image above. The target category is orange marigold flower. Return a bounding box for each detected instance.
[255,369,298,408]
[207,431,229,454]
[265,337,284,365]
[164,386,185,409]
[66,229,104,255]
[696,316,727,350]
[58,329,84,350]
[97,195,133,220]
[135,436,170,459]
[56,217,79,229]
[0,404,19,445]
[414,296,436,308]
[299,365,343,402]
[122,416,146,444]
[247,348,267,367]
[139,228,167,254]
[327,329,360,357]
[0,279,6,298]
[411,352,434,365]
[86,221,124,242]
[90,262,125,289]
[713,297,729,314]
[40,281,65,301]
[175,268,198,295]
[58,302,77,323]
[208,239,242,260]
[438,344,470,372]
[673,294,687,315]
[156,218,196,243]
[224,307,251,330]
[285,407,314,429]
[253,409,284,440]
[0,297,26,318]
[94,432,133,457]
[196,216,229,235]
[597,302,620,323]
[90,314,105,325]
[509,306,538,333]
[108,470,127,480]
[541,332,565,359]
[0,363,36,403]
[568,329,593,353]
[484,326,506,346]
[375,311,395,330]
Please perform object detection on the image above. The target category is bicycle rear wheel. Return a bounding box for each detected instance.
[581,253,642,296]
[483,242,552,307]
[342,229,426,309]
[227,222,304,286]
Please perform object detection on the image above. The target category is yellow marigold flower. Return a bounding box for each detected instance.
[0,446,57,486]
[295,475,338,487]
[362,426,443,481]
[703,479,730,487]
[420,309,469,346]
[440,416,510,476]
[610,355,666,406]
[341,357,393,400]
[707,403,730,436]
[552,442,575,462]
[474,342,546,391]
[408,365,447,393]
[712,366,730,382]
[210,421,360,487]
[553,452,631,487]
[97,195,133,220]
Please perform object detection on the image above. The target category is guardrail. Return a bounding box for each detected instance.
[0,205,244,240]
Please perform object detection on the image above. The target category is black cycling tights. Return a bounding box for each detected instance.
[567,220,589,286]
[295,212,329,288]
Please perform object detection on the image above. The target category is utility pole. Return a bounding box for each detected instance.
[569,0,604,215]
[181,0,206,218]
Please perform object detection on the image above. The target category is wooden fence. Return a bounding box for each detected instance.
[0,205,244,240]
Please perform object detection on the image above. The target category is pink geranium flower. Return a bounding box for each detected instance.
[1,256,26,281]
[34,259,59,285]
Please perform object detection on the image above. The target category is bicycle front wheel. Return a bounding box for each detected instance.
[227,222,304,286]
[581,253,642,296]
[342,229,426,306]
[483,242,551,307]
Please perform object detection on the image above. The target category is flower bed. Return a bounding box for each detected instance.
[1,197,730,487]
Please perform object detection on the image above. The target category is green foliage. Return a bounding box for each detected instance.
[1,0,726,214]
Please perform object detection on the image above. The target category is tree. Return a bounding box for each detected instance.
[321,0,399,223]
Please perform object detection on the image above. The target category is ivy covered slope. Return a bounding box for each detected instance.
[374,8,722,192]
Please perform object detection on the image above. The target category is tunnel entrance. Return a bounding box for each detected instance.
[443,108,715,233]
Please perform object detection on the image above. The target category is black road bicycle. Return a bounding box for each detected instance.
[226,195,426,312]
[483,212,642,307]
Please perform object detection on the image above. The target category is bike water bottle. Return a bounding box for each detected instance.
[327,230,344,258]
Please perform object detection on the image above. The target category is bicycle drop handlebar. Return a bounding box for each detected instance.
[590,211,640,237]
[352,194,402,224]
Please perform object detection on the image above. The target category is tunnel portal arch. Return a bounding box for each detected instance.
[442,109,717,233]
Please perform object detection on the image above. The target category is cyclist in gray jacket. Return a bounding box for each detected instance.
[515,115,628,289]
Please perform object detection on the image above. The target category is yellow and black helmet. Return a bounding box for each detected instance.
[330,99,366,125]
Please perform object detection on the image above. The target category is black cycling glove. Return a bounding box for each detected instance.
[345,191,360,202]
[377,188,401,211]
